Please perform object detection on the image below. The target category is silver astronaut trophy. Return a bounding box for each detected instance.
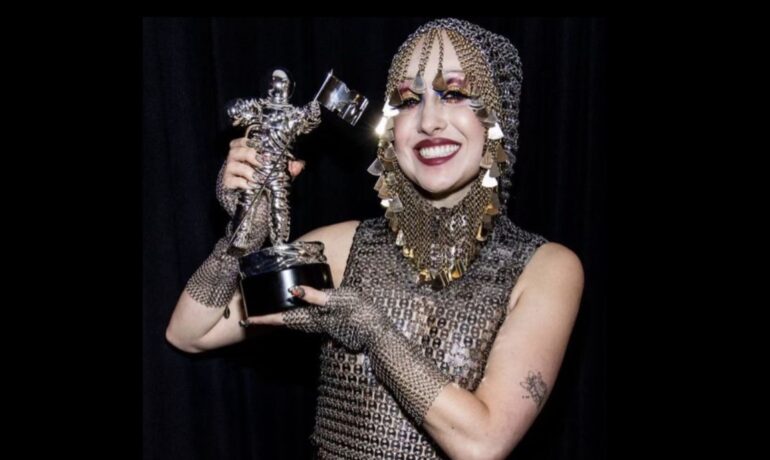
[225,69,368,321]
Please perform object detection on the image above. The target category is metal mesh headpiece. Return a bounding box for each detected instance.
[384,18,523,215]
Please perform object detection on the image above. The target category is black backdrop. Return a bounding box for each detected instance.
[143,17,607,460]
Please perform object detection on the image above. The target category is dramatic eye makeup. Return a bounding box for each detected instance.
[394,71,475,110]
[395,80,421,109]
[442,71,475,99]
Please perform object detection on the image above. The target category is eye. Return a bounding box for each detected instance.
[395,96,421,109]
[441,90,469,103]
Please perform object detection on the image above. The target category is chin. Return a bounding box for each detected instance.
[414,176,460,196]
[421,181,452,194]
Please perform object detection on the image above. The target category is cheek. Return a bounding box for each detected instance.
[454,110,486,144]
[392,117,416,159]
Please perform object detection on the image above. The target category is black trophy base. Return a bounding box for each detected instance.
[239,263,333,316]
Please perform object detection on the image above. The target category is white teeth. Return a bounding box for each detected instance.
[418,144,460,159]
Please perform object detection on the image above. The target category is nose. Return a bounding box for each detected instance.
[418,93,447,135]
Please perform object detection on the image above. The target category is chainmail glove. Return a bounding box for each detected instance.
[283,287,451,425]
[215,160,240,217]
[185,183,270,310]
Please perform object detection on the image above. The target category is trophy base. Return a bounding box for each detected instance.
[238,242,333,316]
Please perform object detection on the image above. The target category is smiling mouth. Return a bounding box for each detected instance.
[418,144,461,159]
[414,142,461,166]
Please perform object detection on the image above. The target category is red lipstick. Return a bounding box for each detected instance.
[413,138,461,166]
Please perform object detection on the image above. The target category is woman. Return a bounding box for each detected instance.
[167,18,583,459]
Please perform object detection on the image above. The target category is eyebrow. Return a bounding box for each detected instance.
[397,69,468,93]
[445,76,467,86]
[399,70,465,82]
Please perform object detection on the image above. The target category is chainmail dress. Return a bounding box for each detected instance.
[310,215,546,459]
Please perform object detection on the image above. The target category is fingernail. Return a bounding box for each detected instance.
[288,286,305,298]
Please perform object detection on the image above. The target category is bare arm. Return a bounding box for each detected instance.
[163,136,360,357]
[268,240,584,458]
[420,242,584,459]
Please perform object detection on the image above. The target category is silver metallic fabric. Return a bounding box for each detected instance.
[186,180,270,309]
[215,160,239,217]
[303,216,546,458]
[184,237,240,309]
[284,287,452,426]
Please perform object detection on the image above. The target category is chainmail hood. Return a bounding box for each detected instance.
[385,18,523,215]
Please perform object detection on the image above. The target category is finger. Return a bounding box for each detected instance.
[288,285,329,306]
[225,176,256,192]
[288,160,306,178]
[239,311,284,327]
[229,137,249,149]
[225,171,257,191]
[233,147,262,167]
[230,161,258,184]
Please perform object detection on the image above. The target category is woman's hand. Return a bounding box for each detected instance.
[223,137,306,189]
[217,137,306,215]
[254,285,452,427]
[242,285,383,353]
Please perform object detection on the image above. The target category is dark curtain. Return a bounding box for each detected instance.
[143,17,607,460]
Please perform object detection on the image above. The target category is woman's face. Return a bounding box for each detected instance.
[392,31,485,198]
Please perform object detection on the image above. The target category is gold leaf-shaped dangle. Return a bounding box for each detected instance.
[382,157,397,171]
[482,111,499,128]
[373,175,384,191]
[418,268,431,283]
[388,215,399,231]
[489,159,501,178]
[480,149,494,169]
[450,264,463,280]
[389,196,404,212]
[388,87,402,106]
[491,192,501,210]
[432,69,447,92]
[378,181,391,199]
[476,222,489,242]
[484,203,500,216]
[382,144,396,160]
[495,143,508,162]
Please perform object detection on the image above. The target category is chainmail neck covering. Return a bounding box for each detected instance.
[310,216,546,459]
[388,168,493,290]
[371,18,525,289]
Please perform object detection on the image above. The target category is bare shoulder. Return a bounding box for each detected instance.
[524,242,583,283]
[295,220,361,287]
[509,242,584,313]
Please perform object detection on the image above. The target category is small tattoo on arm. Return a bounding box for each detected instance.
[520,371,548,408]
